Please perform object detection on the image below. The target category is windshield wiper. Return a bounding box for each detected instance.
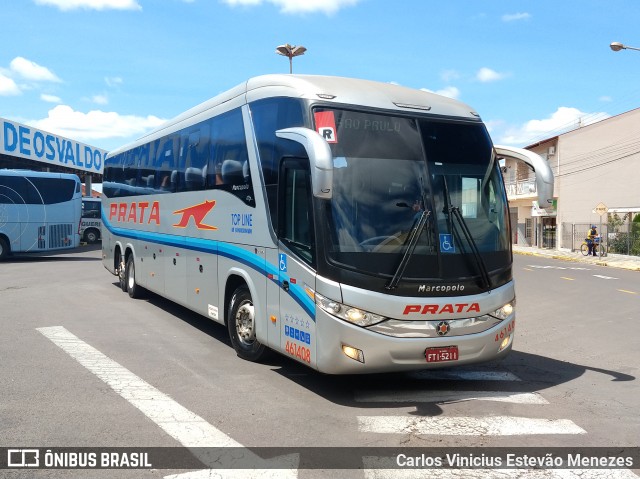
[385,208,431,291]
[440,175,491,290]
[448,205,491,290]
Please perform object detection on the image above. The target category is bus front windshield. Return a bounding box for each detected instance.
[315,108,510,285]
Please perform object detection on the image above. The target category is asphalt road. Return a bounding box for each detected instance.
[0,247,638,478]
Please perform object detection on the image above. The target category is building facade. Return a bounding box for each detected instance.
[504,107,640,253]
[1,116,106,191]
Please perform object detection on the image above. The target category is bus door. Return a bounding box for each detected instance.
[277,159,317,369]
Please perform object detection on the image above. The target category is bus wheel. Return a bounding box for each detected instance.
[0,237,9,260]
[227,286,267,362]
[85,229,99,244]
[118,255,127,292]
[126,255,143,299]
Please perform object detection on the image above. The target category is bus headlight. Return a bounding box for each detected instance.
[491,300,515,321]
[315,293,387,327]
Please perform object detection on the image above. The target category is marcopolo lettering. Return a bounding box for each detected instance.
[402,303,481,315]
[2,120,103,173]
[418,284,465,293]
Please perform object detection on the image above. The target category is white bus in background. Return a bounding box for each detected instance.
[0,169,82,260]
[102,75,553,374]
[80,197,102,243]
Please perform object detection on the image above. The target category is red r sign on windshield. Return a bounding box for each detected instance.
[314,111,338,143]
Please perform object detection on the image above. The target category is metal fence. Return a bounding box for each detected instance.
[561,221,640,256]
[562,223,607,253]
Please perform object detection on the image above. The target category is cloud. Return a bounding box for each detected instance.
[10,57,61,82]
[476,67,505,82]
[502,12,531,22]
[41,93,62,103]
[91,94,109,105]
[105,76,124,87]
[0,73,21,96]
[34,0,142,11]
[222,0,360,15]
[29,105,166,142]
[421,86,460,100]
[440,70,461,83]
[498,107,611,145]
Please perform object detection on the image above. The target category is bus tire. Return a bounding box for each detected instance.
[85,229,99,244]
[126,255,144,299]
[117,253,128,292]
[0,237,9,260]
[227,285,268,362]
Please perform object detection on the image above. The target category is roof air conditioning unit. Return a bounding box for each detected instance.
[548,146,556,155]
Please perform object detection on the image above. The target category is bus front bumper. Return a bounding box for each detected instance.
[315,311,514,374]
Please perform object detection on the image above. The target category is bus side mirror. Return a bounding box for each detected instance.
[494,145,554,206]
[275,127,333,199]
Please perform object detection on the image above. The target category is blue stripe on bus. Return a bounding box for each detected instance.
[103,214,316,319]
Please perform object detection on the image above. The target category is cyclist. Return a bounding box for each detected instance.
[586,225,598,256]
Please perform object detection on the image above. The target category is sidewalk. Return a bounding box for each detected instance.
[512,245,640,272]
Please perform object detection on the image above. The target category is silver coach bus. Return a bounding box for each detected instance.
[102,75,553,374]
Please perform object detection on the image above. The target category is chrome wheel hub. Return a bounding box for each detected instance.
[236,302,255,344]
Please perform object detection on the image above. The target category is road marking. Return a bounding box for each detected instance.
[593,274,618,280]
[618,289,638,295]
[37,326,297,478]
[528,265,590,270]
[408,370,522,381]
[357,416,586,436]
[523,267,534,271]
[560,277,575,281]
[355,390,548,404]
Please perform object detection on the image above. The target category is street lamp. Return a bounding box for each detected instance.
[610,41,640,52]
[275,44,307,74]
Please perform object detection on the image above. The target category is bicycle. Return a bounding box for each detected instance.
[580,238,605,256]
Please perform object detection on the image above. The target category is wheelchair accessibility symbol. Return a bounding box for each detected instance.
[440,234,455,253]
[279,253,287,272]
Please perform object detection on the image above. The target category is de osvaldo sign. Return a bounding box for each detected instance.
[1,118,106,174]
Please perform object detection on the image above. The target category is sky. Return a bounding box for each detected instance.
[1,0,640,153]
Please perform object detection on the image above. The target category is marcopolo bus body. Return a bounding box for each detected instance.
[102,75,553,374]
[0,169,82,260]
[80,197,102,243]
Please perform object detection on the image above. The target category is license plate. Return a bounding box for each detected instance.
[425,346,459,363]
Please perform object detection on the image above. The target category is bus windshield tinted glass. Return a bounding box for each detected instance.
[316,108,510,281]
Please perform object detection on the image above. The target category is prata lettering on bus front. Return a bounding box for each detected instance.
[2,120,104,173]
[403,303,481,315]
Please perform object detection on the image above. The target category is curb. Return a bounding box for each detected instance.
[513,250,640,272]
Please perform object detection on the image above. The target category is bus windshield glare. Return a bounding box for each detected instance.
[315,108,510,284]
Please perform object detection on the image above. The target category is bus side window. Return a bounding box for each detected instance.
[0,175,27,204]
[278,158,314,266]
[154,135,179,192]
[181,127,209,192]
[206,109,254,206]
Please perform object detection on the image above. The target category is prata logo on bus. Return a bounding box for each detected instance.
[436,321,450,336]
[109,201,160,224]
[173,200,217,230]
[403,303,481,315]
